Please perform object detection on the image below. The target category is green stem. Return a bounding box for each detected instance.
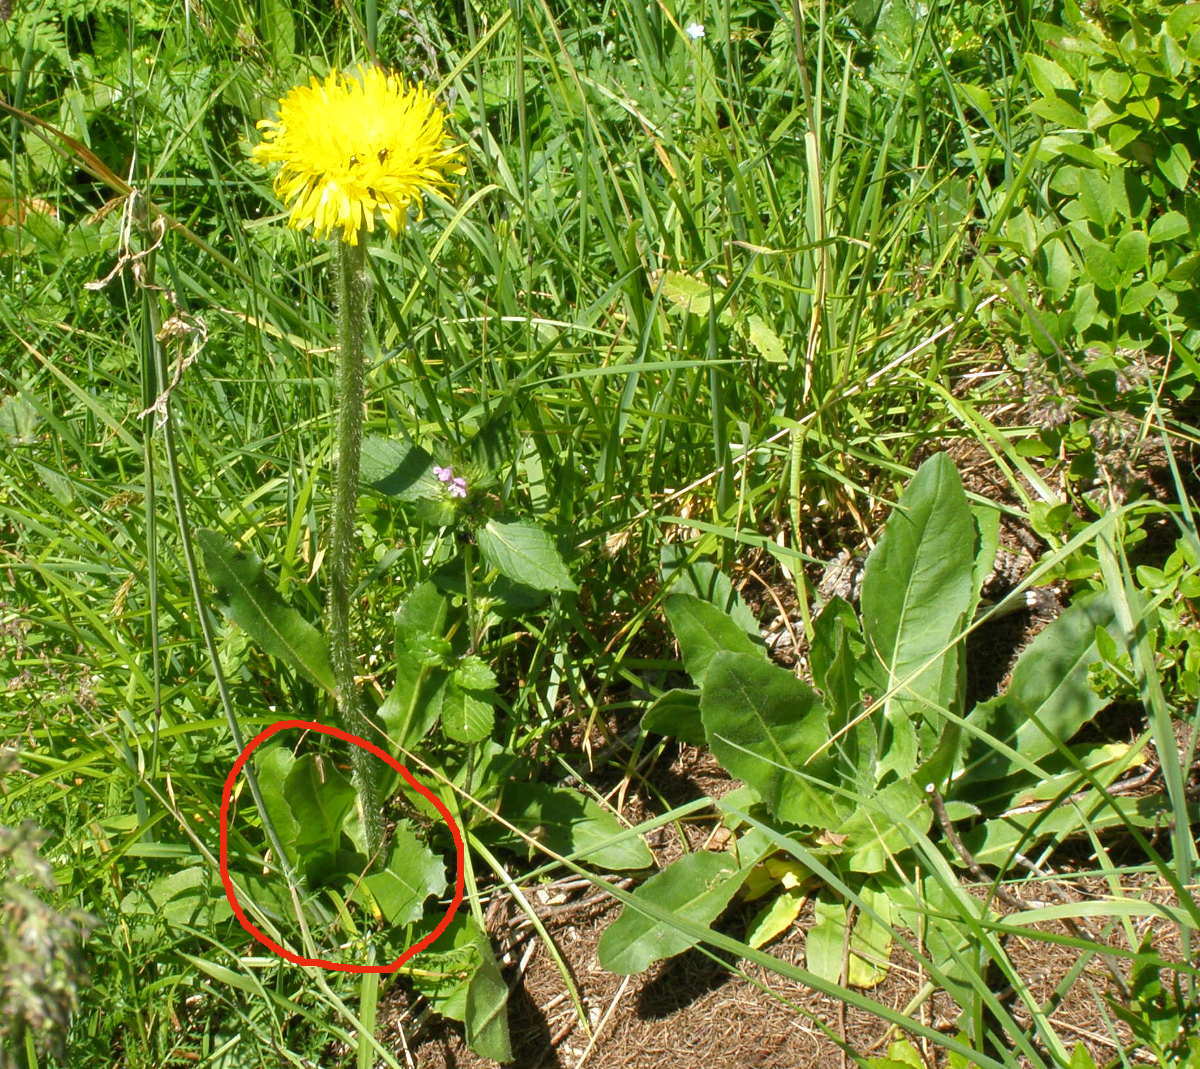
[329,234,384,859]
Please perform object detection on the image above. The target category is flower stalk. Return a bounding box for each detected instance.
[253,65,463,865]
[327,232,384,859]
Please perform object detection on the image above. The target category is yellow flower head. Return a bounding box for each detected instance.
[252,66,462,245]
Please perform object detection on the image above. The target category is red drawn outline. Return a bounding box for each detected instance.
[218,719,465,973]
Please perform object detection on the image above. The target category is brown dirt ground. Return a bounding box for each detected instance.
[378,798,1185,1069]
[376,741,1188,1068]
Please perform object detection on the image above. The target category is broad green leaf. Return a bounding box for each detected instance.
[378,664,449,752]
[597,851,752,974]
[1029,96,1087,127]
[0,391,40,443]
[641,687,705,746]
[961,742,1144,867]
[666,593,765,683]
[198,529,334,695]
[285,755,357,859]
[1148,210,1190,244]
[360,436,439,501]
[1156,141,1192,191]
[259,0,295,67]
[810,598,872,784]
[441,681,494,743]
[848,886,893,988]
[1077,168,1115,228]
[1082,241,1121,291]
[1068,1043,1099,1069]
[1113,230,1149,283]
[743,314,787,364]
[806,895,849,983]
[957,591,1117,789]
[911,505,1001,789]
[882,873,985,997]
[378,582,452,750]
[411,917,512,1063]
[810,596,862,716]
[1025,53,1076,96]
[660,270,727,317]
[968,506,1000,609]
[394,581,451,651]
[859,454,975,781]
[355,821,446,925]
[865,1040,926,1069]
[499,782,653,870]
[1041,238,1075,302]
[257,747,358,885]
[839,779,931,874]
[477,520,577,593]
[120,866,232,931]
[956,82,996,124]
[700,651,843,827]
[256,745,302,846]
[453,656,497,691]
[660,545,760,639]
[746,886,806,949]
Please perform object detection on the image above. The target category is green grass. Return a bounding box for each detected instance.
[2,0,1199,1065]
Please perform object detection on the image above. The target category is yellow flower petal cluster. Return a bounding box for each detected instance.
[252,66,462,244]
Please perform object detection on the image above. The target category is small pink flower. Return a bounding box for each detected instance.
[449,477,468,499]
[433,465,454,483]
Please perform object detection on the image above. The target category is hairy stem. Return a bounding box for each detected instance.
[329,234,384,859]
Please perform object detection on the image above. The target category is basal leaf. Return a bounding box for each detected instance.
[641,687,705,746]
[256,745,302,848]
[198,529,335,695]
[285,755,357,858]
[597,851,751,974]
[848,886,893,988]
[411,917,511,1063]
[880,873,985,999]
[665,593,765,683]
[806,895,849,983]
[810,597,872,784]
[500,782,653,870]
[746,886,807,949]
[957,591,1117,791]
[660,545,760,639]
[257,747,358,885]
[859,454,975,781]
[700,651,843,828]
[960,742,1144,867]
[356,821,446,926]
[838,779,931,874]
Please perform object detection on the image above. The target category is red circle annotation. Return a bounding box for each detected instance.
[218,718,465,973]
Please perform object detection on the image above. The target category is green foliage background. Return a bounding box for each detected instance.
[2,0,1198,1065]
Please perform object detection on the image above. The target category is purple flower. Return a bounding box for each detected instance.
[433,465,453,483]
[449,476,468,499]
